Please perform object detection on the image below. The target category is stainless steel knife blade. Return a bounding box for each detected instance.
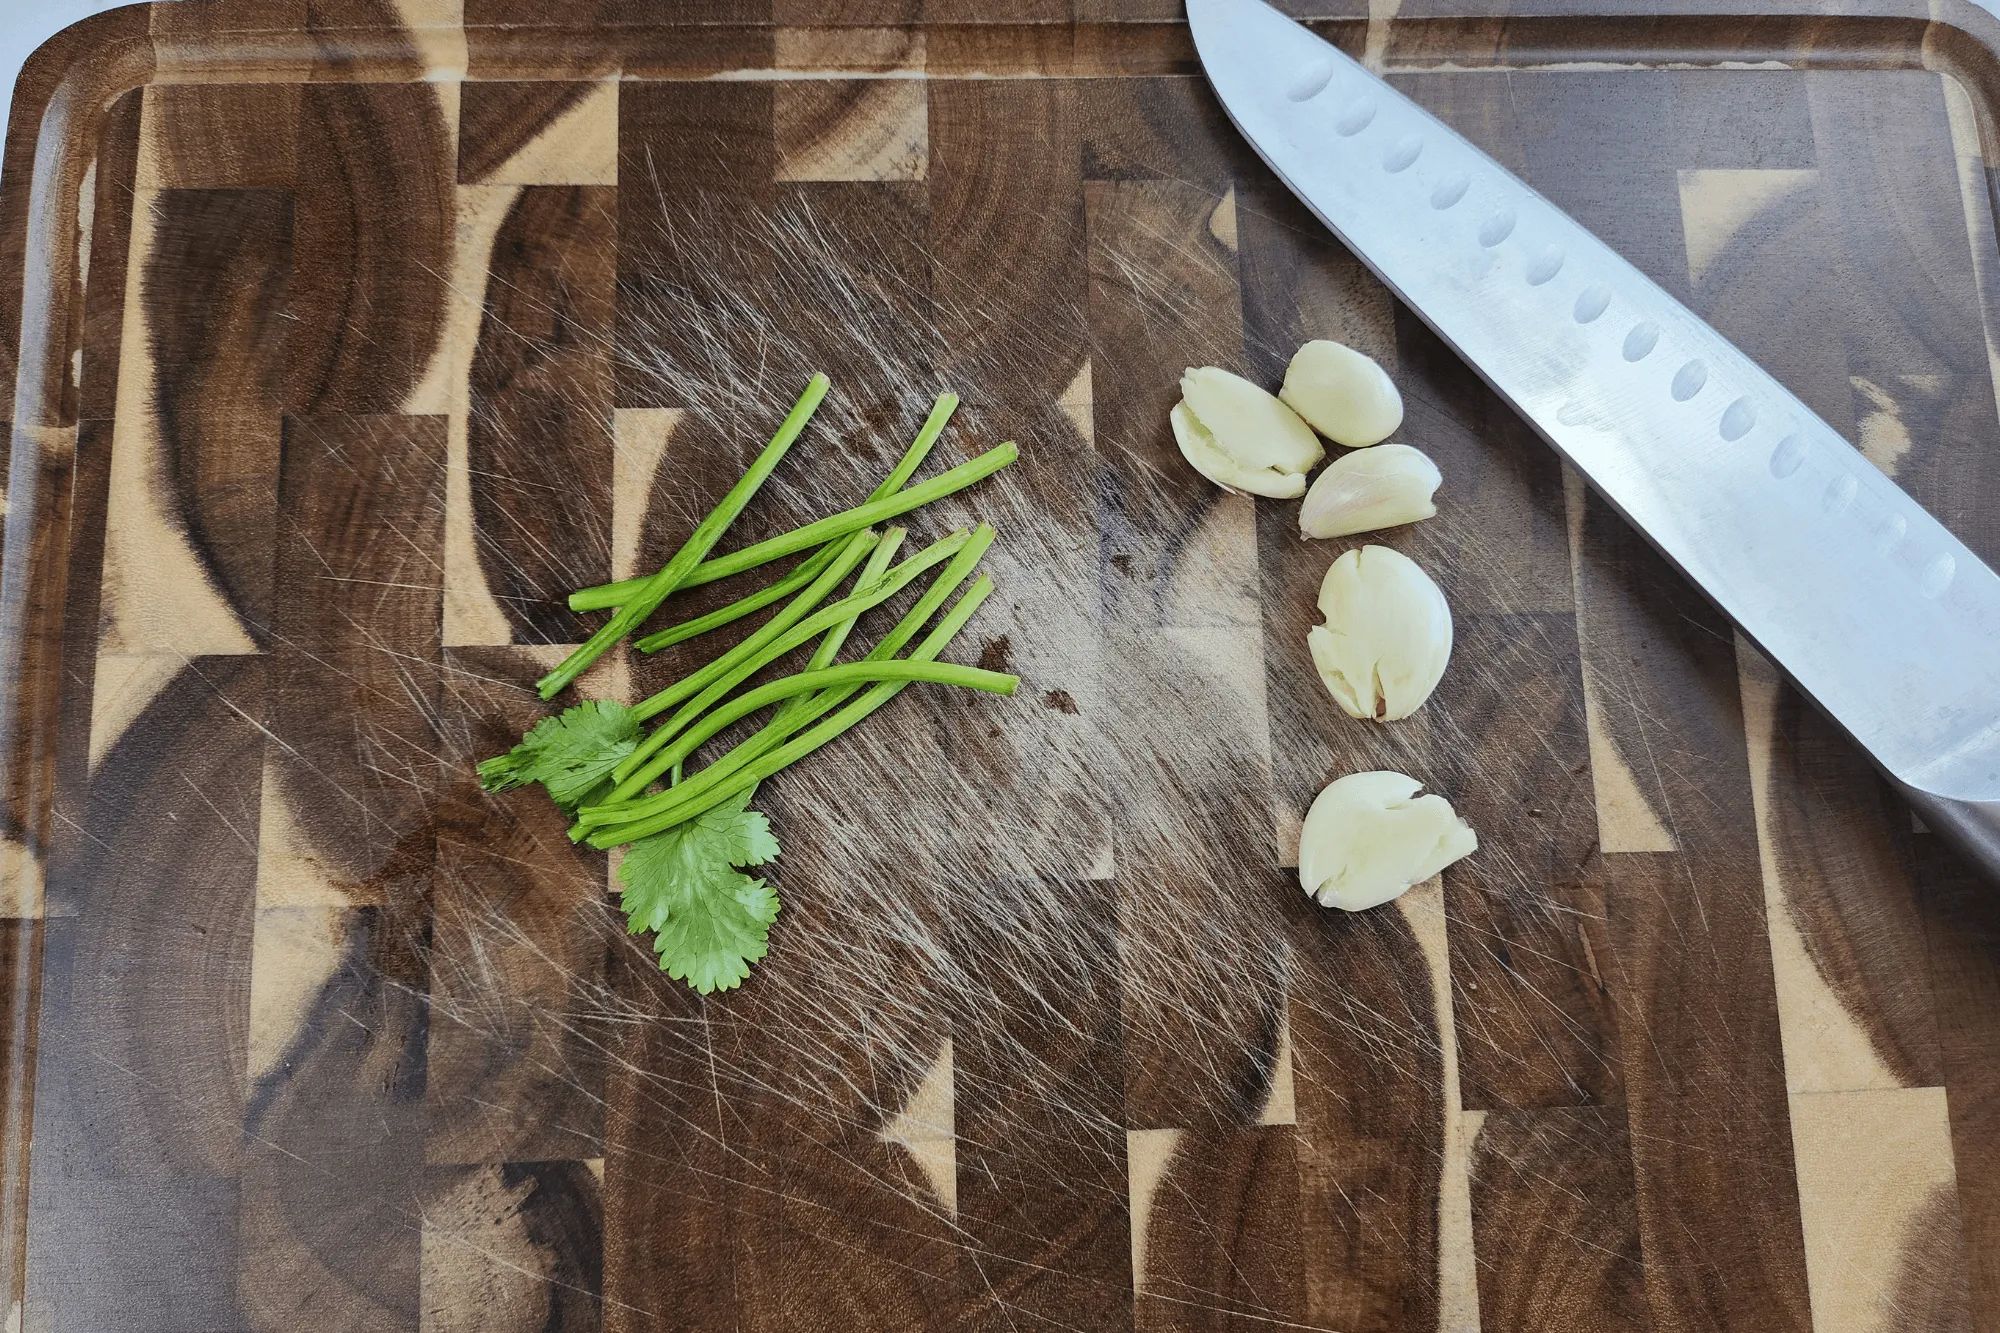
[1188,0,2000,874]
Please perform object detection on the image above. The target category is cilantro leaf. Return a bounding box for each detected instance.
[617,787,781,994]
[479,699,641,812]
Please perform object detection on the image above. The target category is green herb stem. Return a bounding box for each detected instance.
[627,527,881,724]
[797,524,904,677]
[617,528,964,779]
[583,575,997,848]
[633,534,930,747]
[618,442,1012,636]
[624,544,841,652]
[535,374,830,699]
[567,392,962,613]
[627,658,1014,791]
[603,522,995,805]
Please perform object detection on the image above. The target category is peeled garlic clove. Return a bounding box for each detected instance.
[1299,443,1441,539]
[1173,366,1324,498]
[1172,402,1298,499]
[1281,340,1403,447]
[1298,771,1478,911]
[1307,544,1451,721]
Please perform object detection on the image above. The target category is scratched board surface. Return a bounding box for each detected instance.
[4,2,2000,1330]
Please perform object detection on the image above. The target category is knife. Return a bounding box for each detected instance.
[1188,0,2000,879]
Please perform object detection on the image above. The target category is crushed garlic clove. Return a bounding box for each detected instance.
[1299,443,1441,539]
[1281,340,1403,448]
[1297,770,1478,911]
[1172,366,1324,498]
[1307,544,1451,722]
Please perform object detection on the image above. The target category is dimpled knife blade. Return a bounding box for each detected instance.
[1188,0,2000,873]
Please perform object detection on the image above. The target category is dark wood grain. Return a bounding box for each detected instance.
[1080,104,1290,1154]
[1808,72,2000,565]
[146,188,291,642]
[615,81,778,411]
[1290,901,1447,1330]
[267,412,445,893]
[1798,71,2000,1333]
[431,647,613,1164]
[0,918,38,1327]
[1430,612,1613,1110]
[48,94,140,912]
[924,0,1069,24]
[30,657,262,1333]
[244,412,445,1332]
[1471,1106,1651,1331]
[1576,511,1813,1333]
[1134,1124,1303,1332]
[1758,684,1945,1087]
[766,180,937,411]
[707,1044,960,1333]
[1915,841,2000,1333]
[423,1160,605,1333]
[75,91,143,426]
[600,962,741,1333]
[774,80,926,181]
[459,81,600,184]
[1082,76,1259,186]
[467,0,772,26]
[288,83,453,415]
[238,898,430,1332]
[932,81,1087,403]
[469,184,617,644]
[1089,175,1244,627]
[1394,300,1615,1113]
[923,81,1106,881]
[952,878,1133,1333]
[142,83,300,188]
[773,0,921,26]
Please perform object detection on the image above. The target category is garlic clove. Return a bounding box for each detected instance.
[1172,401,1308,499]
[1297,770,1478,911]
[1281,340,1404,448]
[1307,544,1451,721]
[1175,366,1324,496]
[1299,443,1441,538]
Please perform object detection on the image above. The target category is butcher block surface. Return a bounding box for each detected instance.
[5,1,2000,1329]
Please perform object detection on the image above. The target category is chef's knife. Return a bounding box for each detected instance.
[1187,0,2000,878]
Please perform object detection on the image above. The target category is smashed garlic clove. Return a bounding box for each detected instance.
[1307,544,1451,722]
[1298,771,1478,911]
[1172,402,1300,499]
[1281,340,1403,448]
[1299,443,1441,539]
[1172,366,1324,498]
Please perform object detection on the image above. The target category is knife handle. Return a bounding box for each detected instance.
[1895,784,2000,884]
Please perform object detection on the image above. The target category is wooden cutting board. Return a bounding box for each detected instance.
[5,2,2000,1329]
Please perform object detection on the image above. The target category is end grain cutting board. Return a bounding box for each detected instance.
[3,3,2000,1330]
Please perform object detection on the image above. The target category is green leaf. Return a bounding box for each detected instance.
[479,700,641,812]
[617,788,781,994]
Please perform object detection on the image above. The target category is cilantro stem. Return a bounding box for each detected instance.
[629,658,1015,786]
[626,546,839,653]
[616,443,1012,638]
[604,523,996,804]
[628,527,881,727]
[796,524,904,679]
[535,374,830,700]
[568,392,961,614]
[619,528,967,776]
[581,575,997,849]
